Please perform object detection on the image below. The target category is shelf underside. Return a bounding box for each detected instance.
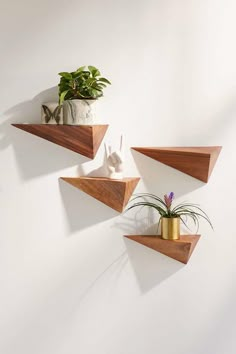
[61,177,140,212]
[12,124,108,159]
[125,234,201,264]
[132,146,222,182]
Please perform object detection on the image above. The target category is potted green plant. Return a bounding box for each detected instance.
[58,66,111,125]
[126,192,213,240]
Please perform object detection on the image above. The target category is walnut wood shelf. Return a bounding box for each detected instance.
[12,124,108,159]
[132,146,222,182]
[124,234,201,264]
[61,177,140,212]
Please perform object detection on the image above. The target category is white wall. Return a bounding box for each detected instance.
[0,0,236,353]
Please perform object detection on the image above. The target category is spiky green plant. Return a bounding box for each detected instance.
[58,65,111,104]
[126,192,213,231]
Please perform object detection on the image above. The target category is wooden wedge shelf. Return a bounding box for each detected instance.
[125,234,201,264]
[12,124,108,159]
[61,177,140,212]
[132,146,222,182]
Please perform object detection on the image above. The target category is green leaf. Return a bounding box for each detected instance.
[81,71,91,79]
[88,65,97,72]
[75,66,86,73]
[59,76,69,83]
[97,83,106,88]
[130,193,167,209]
[89,88,98,97]
[58,72,72,80]
[94,85,104,91]
[59,90,70,104]
[88,66,101,77]
[76,90,86,98]
[91,84,102,91]
[126,201,167,217]
[72,71,84,79]
[86,78,96,86]
[98,77,111,85]
[68,79,76,89]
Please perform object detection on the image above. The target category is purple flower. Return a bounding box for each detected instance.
[164,192,174,209]
[169,192,174,201]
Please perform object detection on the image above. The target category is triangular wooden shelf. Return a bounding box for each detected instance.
[125,234,201,264]
[60,177,140,212]
[12,124,108,159]
[132,146,222,182]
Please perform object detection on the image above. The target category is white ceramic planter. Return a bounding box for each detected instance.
[41,102,63,124]
[63,99,96,125]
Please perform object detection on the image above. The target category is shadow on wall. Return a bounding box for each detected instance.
[179,94,236,146]
[113,206,159,236]
[78,151,108,178]
[113,213,184,293]
[123,237,184,293]
[0,87,86,180]
[76,251,128,306]
[59,178,118,234]
[186,283,236,354]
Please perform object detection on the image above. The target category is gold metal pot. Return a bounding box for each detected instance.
[161,217,180,240]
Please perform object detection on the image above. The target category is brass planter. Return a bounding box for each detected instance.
[161,217,180,240]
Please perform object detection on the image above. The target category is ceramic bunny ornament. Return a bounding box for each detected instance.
[105,136,124,180]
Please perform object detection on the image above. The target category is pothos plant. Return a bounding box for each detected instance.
[127,192,213,231]
[58,66,111,104]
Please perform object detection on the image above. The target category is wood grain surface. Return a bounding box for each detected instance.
[132,146,222,182]
[124,234,201,264]
[12,124,108,158]
[61,177,140,212]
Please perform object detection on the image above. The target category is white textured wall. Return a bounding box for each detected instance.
[0,0,236,353]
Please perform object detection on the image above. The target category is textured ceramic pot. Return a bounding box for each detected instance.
[161,217,180,240]
[63,99,96,125]
[41,102,63,124]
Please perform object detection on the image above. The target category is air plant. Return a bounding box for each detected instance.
[126,192,213,231]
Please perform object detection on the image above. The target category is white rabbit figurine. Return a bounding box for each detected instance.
[105,136,124,180]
